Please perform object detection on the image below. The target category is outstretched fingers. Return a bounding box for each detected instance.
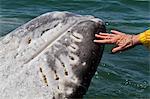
[94,30,134,53]
[94,39,113,44]
[95,33,115,39]
[111,30,124,35]
[98,33,115,36]
[95,34,110,39]
[112,46,124,53]
[112,42,131,53]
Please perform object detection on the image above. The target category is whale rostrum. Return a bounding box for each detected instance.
[0,11,105,99]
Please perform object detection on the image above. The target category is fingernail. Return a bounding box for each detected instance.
[93,40,96,42]
[109,52,114,54]
[110,30,113,32]
[111,50,115,53]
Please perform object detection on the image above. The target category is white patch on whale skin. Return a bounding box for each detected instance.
[71,76,78,84]
[68,53,79,65]
[41,23,63,42]
[67,43,79,52]
[64,38,68,41]
[70,35,82,42]
[82,62,86,66]
[58,78,78,96]
[52,12,69,19]
[70,32,83,42]
[59,54,79,83]
[72,32,83,40]
[90,18,103,25]
[66,87,73,95]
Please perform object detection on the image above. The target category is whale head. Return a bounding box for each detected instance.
[0,11,105,99]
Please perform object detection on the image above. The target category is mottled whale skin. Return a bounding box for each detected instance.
[0,11,105,99]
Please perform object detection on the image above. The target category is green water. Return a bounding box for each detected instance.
[0,0,149,98]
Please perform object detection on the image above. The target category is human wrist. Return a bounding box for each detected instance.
[132,34,141,45]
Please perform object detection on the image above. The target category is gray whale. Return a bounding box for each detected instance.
[0,11,105,99]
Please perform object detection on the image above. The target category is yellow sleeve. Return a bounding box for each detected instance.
[139,29,150,49]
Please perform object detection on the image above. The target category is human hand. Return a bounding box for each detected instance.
[94,30,141,53]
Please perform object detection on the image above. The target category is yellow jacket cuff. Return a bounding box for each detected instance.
[139,29,150,49]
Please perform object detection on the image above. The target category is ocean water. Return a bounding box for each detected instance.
[0,0,149,98]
